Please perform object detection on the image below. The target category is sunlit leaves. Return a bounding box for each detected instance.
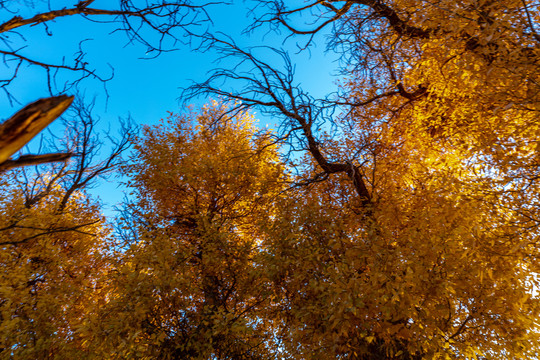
[90,102,285,359]
[0,170,111,359]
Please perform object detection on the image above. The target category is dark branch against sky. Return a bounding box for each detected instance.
[0,0,339,210]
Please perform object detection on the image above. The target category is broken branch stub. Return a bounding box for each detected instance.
[0,95,74,165]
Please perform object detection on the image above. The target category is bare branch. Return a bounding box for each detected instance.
[0,2,210,34]
[55,97,134,212]
[1,95,134,216]
[0,1,218,102]
[185,38,373,208]
[0,152,72,172]
[253,0,431,38]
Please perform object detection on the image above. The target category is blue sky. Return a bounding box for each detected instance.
[0,1,341,213]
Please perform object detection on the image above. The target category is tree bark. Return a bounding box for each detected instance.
[0,95,74,166]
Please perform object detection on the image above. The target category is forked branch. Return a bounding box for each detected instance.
[185,38,373,208]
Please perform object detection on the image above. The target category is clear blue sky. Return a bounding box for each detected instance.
[0,1,340,213]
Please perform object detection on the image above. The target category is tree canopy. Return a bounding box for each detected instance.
[1,1,540,359]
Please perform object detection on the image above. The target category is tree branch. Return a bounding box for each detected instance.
[0,95,73,164]
[0,219,100,246]
[0,153,72,172]
[0,3,208,34]
[185,38,373,208]
[260,0,431,38]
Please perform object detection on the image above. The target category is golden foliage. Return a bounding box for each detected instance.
[0,171,111,359]
[1,1,540,358]
[87,103,285,359]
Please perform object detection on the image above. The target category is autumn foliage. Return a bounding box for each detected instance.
[0,170,111,358]
[85,104,285,359]
[1,0,540,359]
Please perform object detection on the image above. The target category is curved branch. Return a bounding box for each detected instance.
[0,1,216,101]
[0,2,208,33]
[185,39,373,208]
[265,0,431,38]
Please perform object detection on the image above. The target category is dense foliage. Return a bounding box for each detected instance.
[1,0,540,359]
